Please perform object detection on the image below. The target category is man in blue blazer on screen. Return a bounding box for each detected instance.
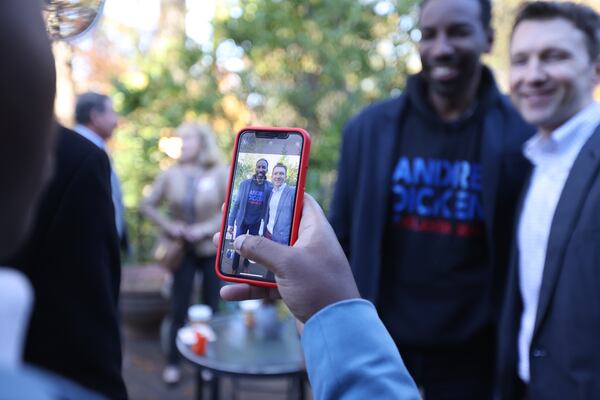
[264,163,296,245]
[263,163,296,280]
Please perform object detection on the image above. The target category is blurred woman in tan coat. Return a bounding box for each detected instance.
[141,122,227,384]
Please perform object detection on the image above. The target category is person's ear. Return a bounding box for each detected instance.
[88,108,102,128]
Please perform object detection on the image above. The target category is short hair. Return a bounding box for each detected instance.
[256,158,268,168]
[273,163,287,175]
[420,0,492,31]
[512,1,600,61]
[175,122,221,167]
[75,92,110,125]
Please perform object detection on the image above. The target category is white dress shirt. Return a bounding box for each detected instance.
[517,102,600,382]
[73,124,126,240]
[266,183,286,234]
[73,124,105,150]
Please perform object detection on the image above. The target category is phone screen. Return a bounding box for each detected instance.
[219,130,305,283]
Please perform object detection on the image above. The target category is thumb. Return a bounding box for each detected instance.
[234,234,289,276]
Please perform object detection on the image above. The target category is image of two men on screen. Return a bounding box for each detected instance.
[223,157,298,279]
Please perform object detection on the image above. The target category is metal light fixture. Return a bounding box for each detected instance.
[43,0,106,41]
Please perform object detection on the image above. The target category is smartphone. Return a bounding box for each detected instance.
[215,127,311,288]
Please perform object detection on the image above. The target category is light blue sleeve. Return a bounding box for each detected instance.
[0,365,107,400]
[301,299,420,400]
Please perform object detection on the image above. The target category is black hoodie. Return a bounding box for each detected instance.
[378,67,504,347]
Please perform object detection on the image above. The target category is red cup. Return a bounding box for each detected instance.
[192,332,207,356]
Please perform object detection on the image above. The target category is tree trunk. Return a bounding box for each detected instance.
[53,41,76,127]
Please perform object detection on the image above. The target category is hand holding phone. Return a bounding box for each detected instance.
[215,127,311,287]
[216,194,361,323]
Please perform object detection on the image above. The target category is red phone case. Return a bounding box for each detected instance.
[215,126,311,288]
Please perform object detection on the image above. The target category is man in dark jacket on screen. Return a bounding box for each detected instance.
[227,158,273,274]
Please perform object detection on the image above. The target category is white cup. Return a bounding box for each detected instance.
[188,304,212,324]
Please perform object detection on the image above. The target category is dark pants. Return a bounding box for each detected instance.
[397,328,494,400]
[168,248,220,365]
[231,221,261,273]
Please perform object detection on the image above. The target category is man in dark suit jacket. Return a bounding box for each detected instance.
[74,92,130,254]
[329,0,533,397]
[497,3,600,399]
[7,126,128,399]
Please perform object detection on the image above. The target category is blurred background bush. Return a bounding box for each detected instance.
[51,0,600,264]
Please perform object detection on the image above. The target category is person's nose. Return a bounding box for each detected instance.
[522,57,547,86]
[431,33,453,59]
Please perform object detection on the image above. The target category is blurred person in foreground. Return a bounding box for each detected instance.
[497,2,600,399]
[74,91,130,254]
[329,0,534,397]
[141,122,227,385]
[218,195,420,400]
[0,1,110,398]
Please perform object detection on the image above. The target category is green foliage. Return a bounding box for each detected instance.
[112,0,420,262]
[232,161,254,194]
[112,38,224,262]
[218,0,418,207]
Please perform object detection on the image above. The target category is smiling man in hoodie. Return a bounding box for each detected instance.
[329,0,534,398]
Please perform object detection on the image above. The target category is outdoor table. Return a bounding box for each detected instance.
[177,312,306,400]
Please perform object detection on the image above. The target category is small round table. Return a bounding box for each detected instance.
[177,312,306,400]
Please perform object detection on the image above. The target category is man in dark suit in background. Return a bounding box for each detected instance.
[6,119,128,397]
[74,91,129,254]
[7,125,128,399]
[329,0,533,397]
[497,3,600,399]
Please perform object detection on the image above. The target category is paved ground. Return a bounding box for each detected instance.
[122,324,312,400]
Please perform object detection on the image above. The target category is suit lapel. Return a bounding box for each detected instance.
[273,186,291,226]
[509,164,533,319]
[534,124,600,336]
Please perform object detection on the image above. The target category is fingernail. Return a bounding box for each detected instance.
[234,235,247,251]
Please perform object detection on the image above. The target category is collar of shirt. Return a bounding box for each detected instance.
[73,124,106,150]
[523,102,600,172]
[272,183,287,193]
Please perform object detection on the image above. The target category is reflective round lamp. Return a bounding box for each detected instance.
[43,0,106,41]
